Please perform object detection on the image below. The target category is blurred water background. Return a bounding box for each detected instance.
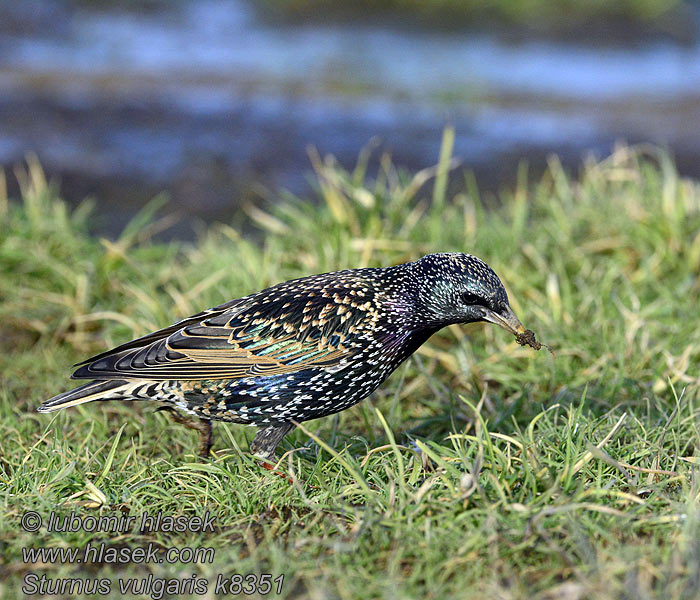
[1,0,699,238]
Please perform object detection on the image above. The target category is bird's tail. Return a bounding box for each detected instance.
[38,380,133,413]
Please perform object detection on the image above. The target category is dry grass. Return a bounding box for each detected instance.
[1,139,699,599]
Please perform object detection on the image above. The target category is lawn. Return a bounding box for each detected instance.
[1,136,699,599]
[263,0,686,31]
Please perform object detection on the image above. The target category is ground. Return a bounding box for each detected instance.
[1,139,699,599]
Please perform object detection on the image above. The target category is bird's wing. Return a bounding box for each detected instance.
[72,296,248,367]
[71,281,378,381]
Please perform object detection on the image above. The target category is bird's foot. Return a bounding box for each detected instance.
[258,460,294,483]
[156,406,213,459]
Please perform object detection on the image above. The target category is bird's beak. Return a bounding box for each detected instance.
[482,305,526,336]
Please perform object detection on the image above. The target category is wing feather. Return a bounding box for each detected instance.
[73,296,247,367]
[71,277,377,381]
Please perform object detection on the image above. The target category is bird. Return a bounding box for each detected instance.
[38,253,534,461]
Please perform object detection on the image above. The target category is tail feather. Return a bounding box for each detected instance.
[38,380,130,413]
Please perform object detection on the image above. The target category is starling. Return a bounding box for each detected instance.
[38,253,533,460]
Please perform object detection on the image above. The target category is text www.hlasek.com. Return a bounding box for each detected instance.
[22,542,214,565]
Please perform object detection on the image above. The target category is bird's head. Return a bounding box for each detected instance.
[410,253,526,336]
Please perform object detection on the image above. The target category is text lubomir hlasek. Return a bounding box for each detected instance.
[45,510,216,533]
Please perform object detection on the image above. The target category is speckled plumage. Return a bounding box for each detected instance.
[39,253,527,459]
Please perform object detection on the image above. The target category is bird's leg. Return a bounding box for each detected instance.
[195,419,213,459]
[250,422,296,464]
[156,406,213,459]
[250,423,296,482]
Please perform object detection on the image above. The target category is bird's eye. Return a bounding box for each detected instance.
[461,291,482,305]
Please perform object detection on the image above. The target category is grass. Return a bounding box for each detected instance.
[262,0,688,33]
[1,138,700,599]
[79,0,687,26]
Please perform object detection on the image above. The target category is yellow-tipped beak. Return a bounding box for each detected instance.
[482,305,526,336]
